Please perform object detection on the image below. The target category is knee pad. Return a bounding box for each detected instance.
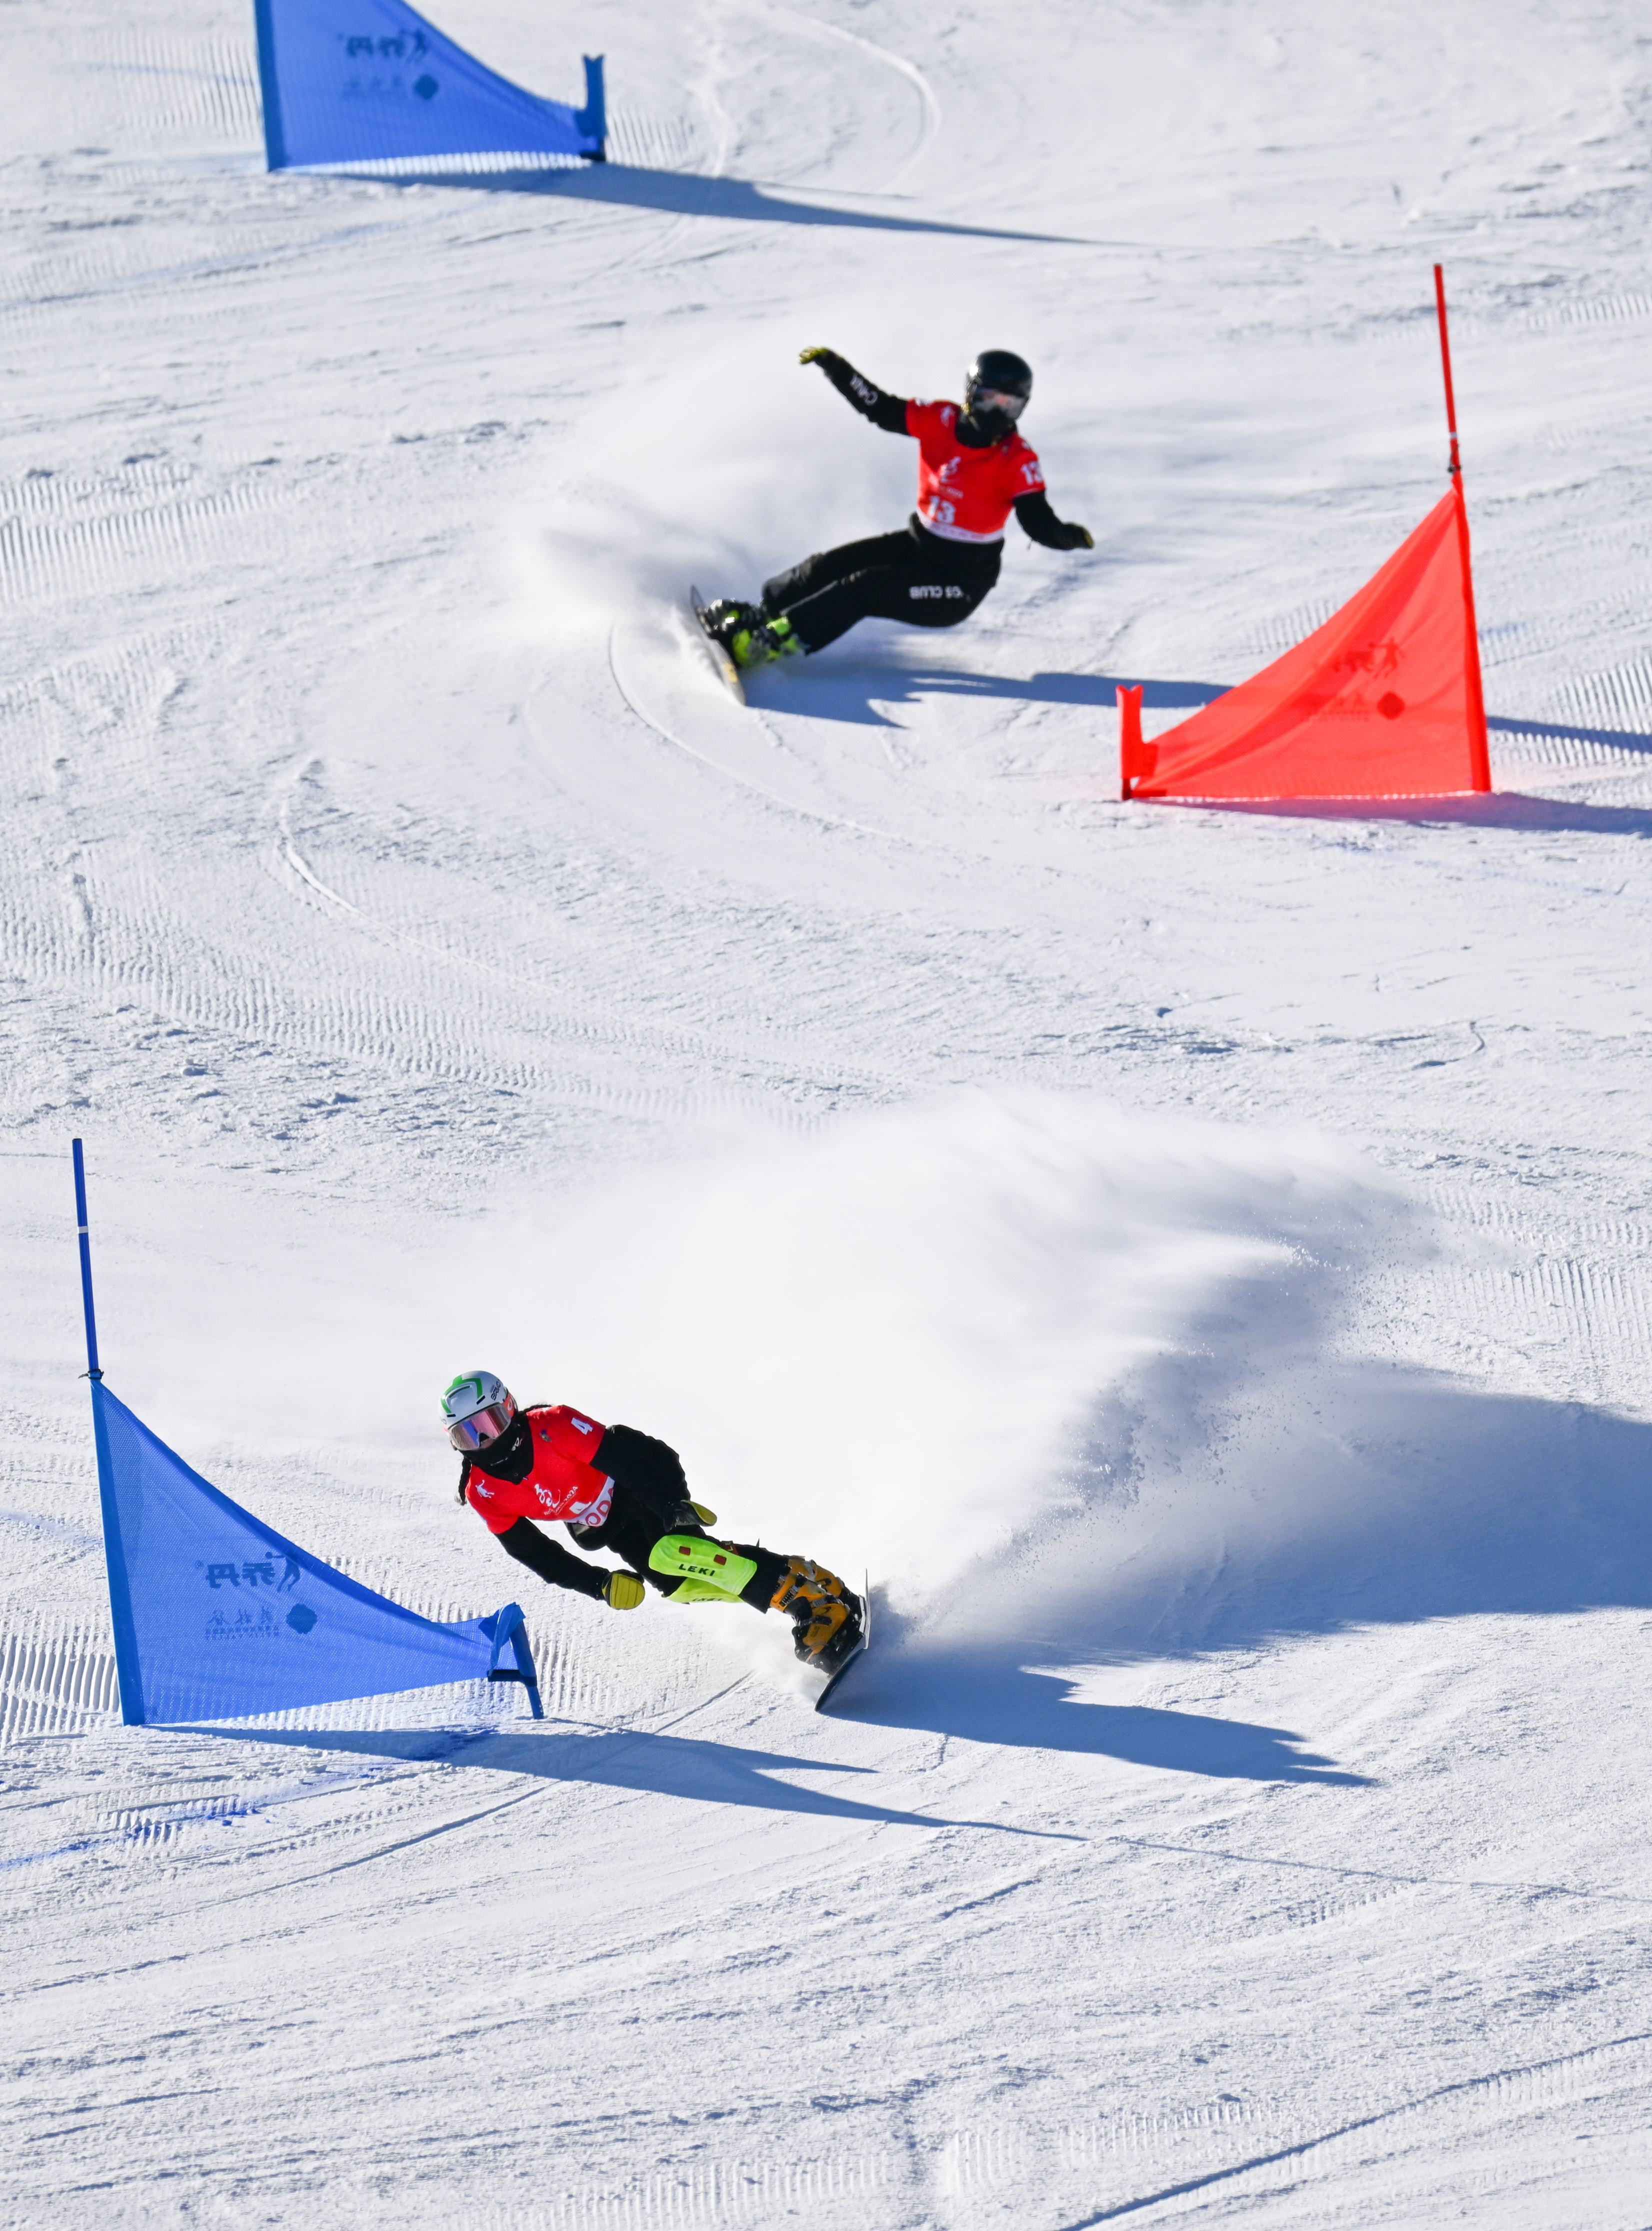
[648,1534,758,1600]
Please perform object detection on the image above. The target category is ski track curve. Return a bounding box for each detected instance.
[602,611,939,852]
[762,0,943,194]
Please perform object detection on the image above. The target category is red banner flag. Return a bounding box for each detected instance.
[1122,480,1490,801]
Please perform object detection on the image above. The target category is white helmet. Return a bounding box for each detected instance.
[440,1370,517,1453]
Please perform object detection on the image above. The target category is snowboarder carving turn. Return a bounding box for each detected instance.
[443,1372,865,1678]
[700,347,1094,671]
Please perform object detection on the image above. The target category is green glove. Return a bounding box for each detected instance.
[604,1571,646,1610]
[798,346,832,366]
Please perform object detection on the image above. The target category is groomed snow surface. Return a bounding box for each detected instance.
[6,0,1652,2222]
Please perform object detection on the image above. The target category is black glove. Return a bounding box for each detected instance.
[1062,522,1096,551]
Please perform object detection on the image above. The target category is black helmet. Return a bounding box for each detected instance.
[964,349,1032,438]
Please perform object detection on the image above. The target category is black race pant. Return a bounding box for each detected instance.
[575,1490,785,1611]
[762,516,1001,652]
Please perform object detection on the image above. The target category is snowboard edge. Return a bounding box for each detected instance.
[814,1572,872,1713]
[688,586,746,704]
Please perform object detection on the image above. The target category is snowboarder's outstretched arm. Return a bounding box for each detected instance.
[1014,489,1094,551]
[799,346,910,434]
[495,1517,644,1608]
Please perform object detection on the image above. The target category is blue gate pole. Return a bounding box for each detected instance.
[577,54,606,160]
[72,1138,102,1380]
[72,1140,144,1722]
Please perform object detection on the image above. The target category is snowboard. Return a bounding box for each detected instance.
[814,1574,872,1714]
[688,586,746,704]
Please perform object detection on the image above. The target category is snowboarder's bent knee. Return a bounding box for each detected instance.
[440,1372,862,1672]
[701,346,1093,668]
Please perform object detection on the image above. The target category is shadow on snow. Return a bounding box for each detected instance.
[1485,712,1652,757]
[370,163,1087,242]
[747,662,1228,730]
[170,1720,1081,1833]
[834,1660,1370,1787]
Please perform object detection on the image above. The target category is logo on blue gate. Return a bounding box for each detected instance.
[198,1554,302,1592]
[198,1554,312,1636]
[203,1600,318,1639]
[342,32,430,58]
[337,30,439,100]
[206,1604,281,1642]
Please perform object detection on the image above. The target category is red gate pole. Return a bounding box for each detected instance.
[1434,264,1491,792]
[1117,684,1146,800]
[1434,262,1462,481]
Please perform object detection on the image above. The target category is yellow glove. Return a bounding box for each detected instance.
[603,1571,646,1610]
[688,1501,718,1526]
[798,346,832,366]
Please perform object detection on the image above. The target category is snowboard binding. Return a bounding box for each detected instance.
[702,600,803,670]
[772,1558,864,1668]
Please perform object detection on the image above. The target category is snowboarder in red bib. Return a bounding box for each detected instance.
[443,1372,863,1672]
[702,347,1094,670]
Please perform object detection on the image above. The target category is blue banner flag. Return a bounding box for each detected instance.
[90,1382,539,1725]
[254,0,604,172]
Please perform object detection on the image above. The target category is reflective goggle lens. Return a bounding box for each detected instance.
[972,388,1027,420]
[447,1402,514,1452]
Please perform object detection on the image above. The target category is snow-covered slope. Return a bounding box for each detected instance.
[4,0,1652,2222]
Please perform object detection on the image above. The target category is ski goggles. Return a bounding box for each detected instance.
[970,387,1028,420]
[446,1400,515,1452]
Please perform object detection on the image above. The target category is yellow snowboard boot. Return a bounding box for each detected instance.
[770,1558,862,1666]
